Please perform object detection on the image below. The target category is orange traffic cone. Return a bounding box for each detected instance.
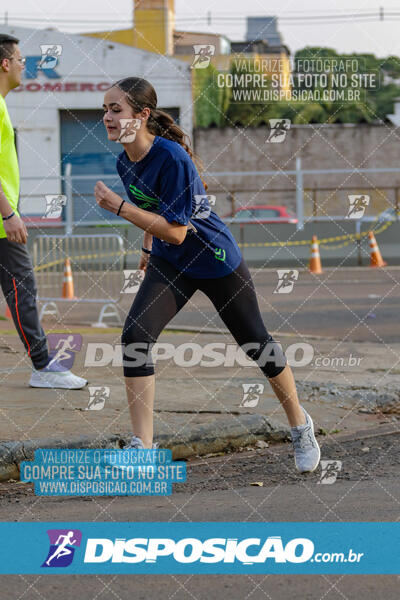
[309,235,323,274]
[5,304,12,319]
[62,258,77,299]
[368,231,387,267]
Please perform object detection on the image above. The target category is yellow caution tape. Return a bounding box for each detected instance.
[319,217,394,249]
[238,218,395,249]
[33,249,139,272]
[33,219,396,272]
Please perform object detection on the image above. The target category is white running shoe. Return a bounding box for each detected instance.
[29,359,87,390]
[291,407,321,473]
[124,435,158,450]
[104,435,159,474]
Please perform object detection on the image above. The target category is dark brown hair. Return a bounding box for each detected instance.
[113,77,208,190]
[0,34,19,63]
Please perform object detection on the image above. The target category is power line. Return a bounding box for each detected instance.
[4,7,399,17]
[3,9,400,32]
[3,9,400,24]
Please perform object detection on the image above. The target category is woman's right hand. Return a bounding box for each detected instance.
[138,252,150,271]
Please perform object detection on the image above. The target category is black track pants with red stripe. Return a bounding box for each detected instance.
[0,238,49,369]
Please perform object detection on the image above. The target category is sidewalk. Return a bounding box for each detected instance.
[0,322,398,480]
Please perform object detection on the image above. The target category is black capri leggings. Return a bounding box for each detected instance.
[121,254,287,378]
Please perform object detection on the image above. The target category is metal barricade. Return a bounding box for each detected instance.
[32,234,125,326]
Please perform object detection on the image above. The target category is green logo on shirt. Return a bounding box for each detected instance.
[214,248,226,261]
[129,185,159,210]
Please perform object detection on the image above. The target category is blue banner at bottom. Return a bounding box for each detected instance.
[0,522,398,574]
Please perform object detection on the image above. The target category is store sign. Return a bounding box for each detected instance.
[14,81,111,92]
[25,55,61,79]
[13,55,111,92]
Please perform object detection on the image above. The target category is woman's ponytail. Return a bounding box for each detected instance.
[148,108,208,191]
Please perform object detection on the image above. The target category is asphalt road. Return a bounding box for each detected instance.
[166,268,400,343]
[22,267,400,343]
[2,430,399,517]
[0,268,398,597]
[0,431,398,598]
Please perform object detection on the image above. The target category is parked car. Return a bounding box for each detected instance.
[226,205,298,224]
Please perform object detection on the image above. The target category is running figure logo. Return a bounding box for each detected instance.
[274,270,299,294]
[121,270,145,294]
[190,44,215,69]
[118,118,141,143]
[39,44,62,70]
[346,195,370,219]
[47,334,83,371]
[266,119,291,143]
[240,383,264,407]
[43,194,66,219]
[192,194,216,219]
[86,386,110,410]
[317,460,342,484]
[42,529,82,568]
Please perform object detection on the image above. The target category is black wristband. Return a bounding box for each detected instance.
[2,211,15,221]
[116,200,125,216]
[141,247,151,255]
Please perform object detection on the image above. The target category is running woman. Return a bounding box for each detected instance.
[95,77,320,473]
[0,34,86,389]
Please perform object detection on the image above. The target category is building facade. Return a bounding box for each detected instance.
[2,24,192,223]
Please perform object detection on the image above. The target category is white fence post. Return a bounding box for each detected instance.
[65,162,73,236]
[296,157,304,230]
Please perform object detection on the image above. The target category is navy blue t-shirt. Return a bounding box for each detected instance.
[116,136,242,278]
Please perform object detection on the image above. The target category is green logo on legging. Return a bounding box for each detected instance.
[214,247,226,261]
[129,185,159,210]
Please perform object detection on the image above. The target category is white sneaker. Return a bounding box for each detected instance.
[124,435,158,450]
[29,359,87,390]
[103,436,159,473]
[291,407,321,473]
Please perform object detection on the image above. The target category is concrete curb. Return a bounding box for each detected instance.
[0,414,290,482]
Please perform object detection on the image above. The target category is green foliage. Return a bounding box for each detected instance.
[225,59,271,126]
[193,47,400,126]
[293,46,400,122]
[192,64,230,127]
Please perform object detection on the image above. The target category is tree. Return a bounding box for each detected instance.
[193,47,400,126]
[192,64,230,127]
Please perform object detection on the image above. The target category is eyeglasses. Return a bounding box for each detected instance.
[9,56,26,66]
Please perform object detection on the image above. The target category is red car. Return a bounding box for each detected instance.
[228,205,298,224]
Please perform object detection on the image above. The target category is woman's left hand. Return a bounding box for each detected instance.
[94,181,123,214]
